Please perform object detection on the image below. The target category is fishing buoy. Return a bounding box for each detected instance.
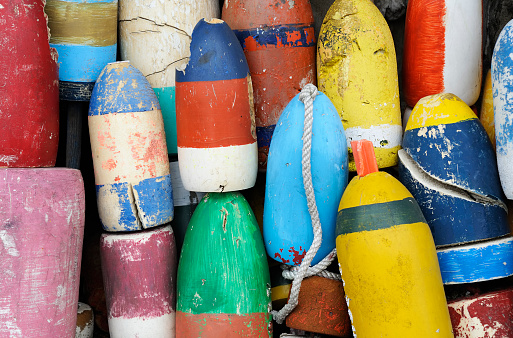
[437,236,513,284]
[89,61,173,232]
[263,90,348,266]
[76,303,94,338]
[176,192,271,337]
[46,0,117,101]
[480,70,495,149]
[336,140,453,337]
[492,19,513,200]
[119,0,219,154]
[399,93,508,247]
[0,168,85,337]
[1,0,59,167]
[317,0,402,171]
[285,276,351,337]
[169,159,205,254]
[100,225,177,338]
[448,287,513,337]
[403,0,482,107]
[402,106,413,131]
[222,0,316,170]
[175,19,257,192]
[269,264,291,310]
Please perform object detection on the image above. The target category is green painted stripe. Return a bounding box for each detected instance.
[154,86,177,154]
[336,197,426,236]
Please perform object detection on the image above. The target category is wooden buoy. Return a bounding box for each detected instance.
[336,140,453,337]
[399,93,508,247]
[76,302,94,338]
[176,192,272,337]
[317,0,402,171]
[269,264,291,310]
[222,0,316,171]
[286,276,352,337]
[119,0,219,154]
[169,158,205,254]
[89,61,173,231]
[437,236,513,285]
[46,0,117,101]
[263,91,348,266]
[100,225,177,338]
[1,0,59,167]
[0,168,85,337]
[492,19,513,200]
[175,19,257,192]
[480,70,495,149]
[448,287,513,337]
[403,0,482,107]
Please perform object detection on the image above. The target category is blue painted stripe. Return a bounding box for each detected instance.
[50,43,116,82]
[398,159,509,247]
[233,24,316,50]
[89,62,160,115]
[154,86,177,154]
[175,19,249,83]
[437,237,513,284]
[96,182,140,231]
[403,119,504,200]
[132,175,174,227]
[257,124,276,148]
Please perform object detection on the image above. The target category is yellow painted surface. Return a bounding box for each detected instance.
[336,222,453,337]
[317,0,401,171]
[480,70,496,149]
[406,93,476,131]
[338,171,411,209]
[271,284,291,303]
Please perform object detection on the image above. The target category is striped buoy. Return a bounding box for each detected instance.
[222,0,316,170]
[317,0,402,171]
[46,0,117,101]
[399,93,508,247]
[1,0,59,167]
[480,70,495,149]
[403,0,482,107]
[492,19,513,200]
[448,287,513,337]
[76,302,94,338]
[269,264,291,310]
[119,0,219,154]
[263,91,348,266]
[175,19,258,192]
[336,141,453,337]
[176,192,271,337]
[0,168,85,337]
[437,236,513,284]
[100,225,177,338]
[89,61,173,232]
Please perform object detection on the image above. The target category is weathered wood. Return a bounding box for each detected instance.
[399,93,508,247]
[263,92,348,266]
[88,61,174,231]
[222,0,316,170]
[175,19,258,192]
[176,192,271,337]
[1,0,59,167]
[119,0,219,154]
[317,0,402,171]
[100,225,177,338]
[0,168,85,337]
[403,0,482,107]
[76,302,94,338]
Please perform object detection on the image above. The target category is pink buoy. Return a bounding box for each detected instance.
[0,168,85,337]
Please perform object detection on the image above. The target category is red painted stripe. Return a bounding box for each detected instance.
[403,0,446,107]
[176,311,271,337]
[176,77,256,148]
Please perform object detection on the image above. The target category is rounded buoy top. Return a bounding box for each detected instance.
[336,171,427,236]
[89,61,160,116]
[176,19,250,82]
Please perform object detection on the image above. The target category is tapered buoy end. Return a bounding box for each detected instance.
[351,140,378,177]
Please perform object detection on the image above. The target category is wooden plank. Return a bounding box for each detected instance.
[0,168,85,337]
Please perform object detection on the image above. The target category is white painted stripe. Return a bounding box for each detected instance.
[108,312,175,338]
[443,0,482,106]
[169,161,205,207]
[101,225,173,247]
[344,124,402,149]
[178,142,258,192]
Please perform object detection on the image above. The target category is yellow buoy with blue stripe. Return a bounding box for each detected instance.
[336,140,453,337]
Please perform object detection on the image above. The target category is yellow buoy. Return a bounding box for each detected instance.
[317,0,402,171]
[480,69,495,149]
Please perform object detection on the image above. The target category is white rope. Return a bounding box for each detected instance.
[271,84,333,325]
[281,248,341,281]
